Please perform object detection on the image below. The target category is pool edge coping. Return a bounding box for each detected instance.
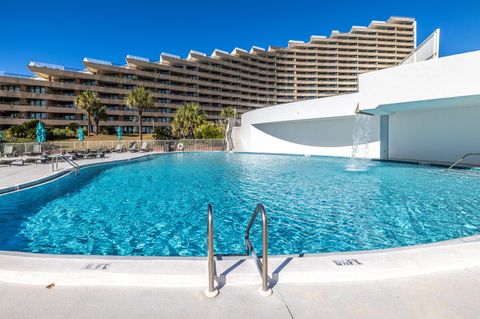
[1,234,479,287]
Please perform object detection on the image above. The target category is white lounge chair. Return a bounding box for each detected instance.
[129,143,137,152]
[0,157,24,166]
[140,142,150,152]
[113,144,124,153]
[24,144,42,156]
[24,156,47,164]
[3,145,15,157]
[32,144,42,155]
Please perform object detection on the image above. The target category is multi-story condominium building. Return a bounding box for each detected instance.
[0,16,415,133]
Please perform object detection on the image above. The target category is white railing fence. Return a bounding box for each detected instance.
[0,139,225,156]
[400,29,440,65]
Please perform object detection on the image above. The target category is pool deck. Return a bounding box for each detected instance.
[1,236,480,318]
[2,152,480,318]
[1,266,480,318]
[0,151,163,194]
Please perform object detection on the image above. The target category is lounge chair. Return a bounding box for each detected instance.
[129,143,137,152]
[24,155,48,164]
[3,145,16,157]
[83,149,96,159]
[140,142,150,152]
[0,157,24,166]
[83,149,105,159]
[113,144,124,153]
[32,144,43,155]
[24,144,33,156]
[24,144,42,156]
[63,152,78,161]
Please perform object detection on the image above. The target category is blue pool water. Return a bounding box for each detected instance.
[1,152,480,256]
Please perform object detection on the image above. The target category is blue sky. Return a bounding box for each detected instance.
[1,0,479,74]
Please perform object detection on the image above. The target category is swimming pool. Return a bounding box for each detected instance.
[1,152,480,256]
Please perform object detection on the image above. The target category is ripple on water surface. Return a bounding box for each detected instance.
[1,153,480,256]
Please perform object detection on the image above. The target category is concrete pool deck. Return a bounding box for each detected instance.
[0,151,164,194]
[2,267,480,318]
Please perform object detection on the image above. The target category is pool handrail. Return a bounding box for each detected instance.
[448,152,480,169]
[205,203,218,297]
[245,203,272,296]
[52,154,80,172]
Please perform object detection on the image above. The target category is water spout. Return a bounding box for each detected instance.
[346,113,375,171]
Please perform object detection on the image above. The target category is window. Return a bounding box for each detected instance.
[81,79,96,86]
[1,85,20,92]
[28,86,46,94]
[29,99,46,106]
[30,112,46,119]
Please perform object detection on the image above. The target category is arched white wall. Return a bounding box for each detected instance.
[234,115,380,158]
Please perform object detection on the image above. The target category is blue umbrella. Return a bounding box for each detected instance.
[117,127,123,140]
[36,122,46,143]
[77,127,84,142]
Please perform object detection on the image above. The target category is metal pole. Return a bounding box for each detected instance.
[244,204,272,296]
[205,203,219,297]
[261,212,269,293]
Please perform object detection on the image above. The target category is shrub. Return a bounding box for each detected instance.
[153,126,173,140]
[67,122,80,131]
[101,126,116,135]
[5,120,40,140]
[194,122,224,139]
[50,128,76,139]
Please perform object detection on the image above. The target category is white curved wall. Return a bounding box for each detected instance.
[233,94,380,158]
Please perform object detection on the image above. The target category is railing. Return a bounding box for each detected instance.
[28,61,65,71]
[126,55,150,62]
[0,139,225,156]
[52,154,80,172]
[245,204,272,296]
[448,153,480,169]
[83,58,113,66]
[400,29,440,65]
[0,72,33,79]
[205,203,219,297]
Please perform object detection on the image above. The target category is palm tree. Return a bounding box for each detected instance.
[221,106,237,119]
[172,103,206,139]
[125,87,154,141]
[91,104,107,135]
[75,91,100,136]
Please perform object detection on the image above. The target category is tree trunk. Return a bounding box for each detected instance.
[139,111,143,141]
[94,119,99,135]
[87,116,92,136]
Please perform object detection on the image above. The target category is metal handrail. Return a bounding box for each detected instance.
[245,204,272,296]
[59,154,80,169]
[52,154,80,172]
[448,153,480,169]
[205,203,218,297]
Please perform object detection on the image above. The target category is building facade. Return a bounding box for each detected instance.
[0,17,415,133]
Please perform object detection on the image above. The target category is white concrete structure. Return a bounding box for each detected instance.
[233,50,480,166]
[233,94,380,158]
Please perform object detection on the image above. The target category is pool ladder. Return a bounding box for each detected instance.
[448,153,480,169]
[52,154,80,173]
[206,203,272,298]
